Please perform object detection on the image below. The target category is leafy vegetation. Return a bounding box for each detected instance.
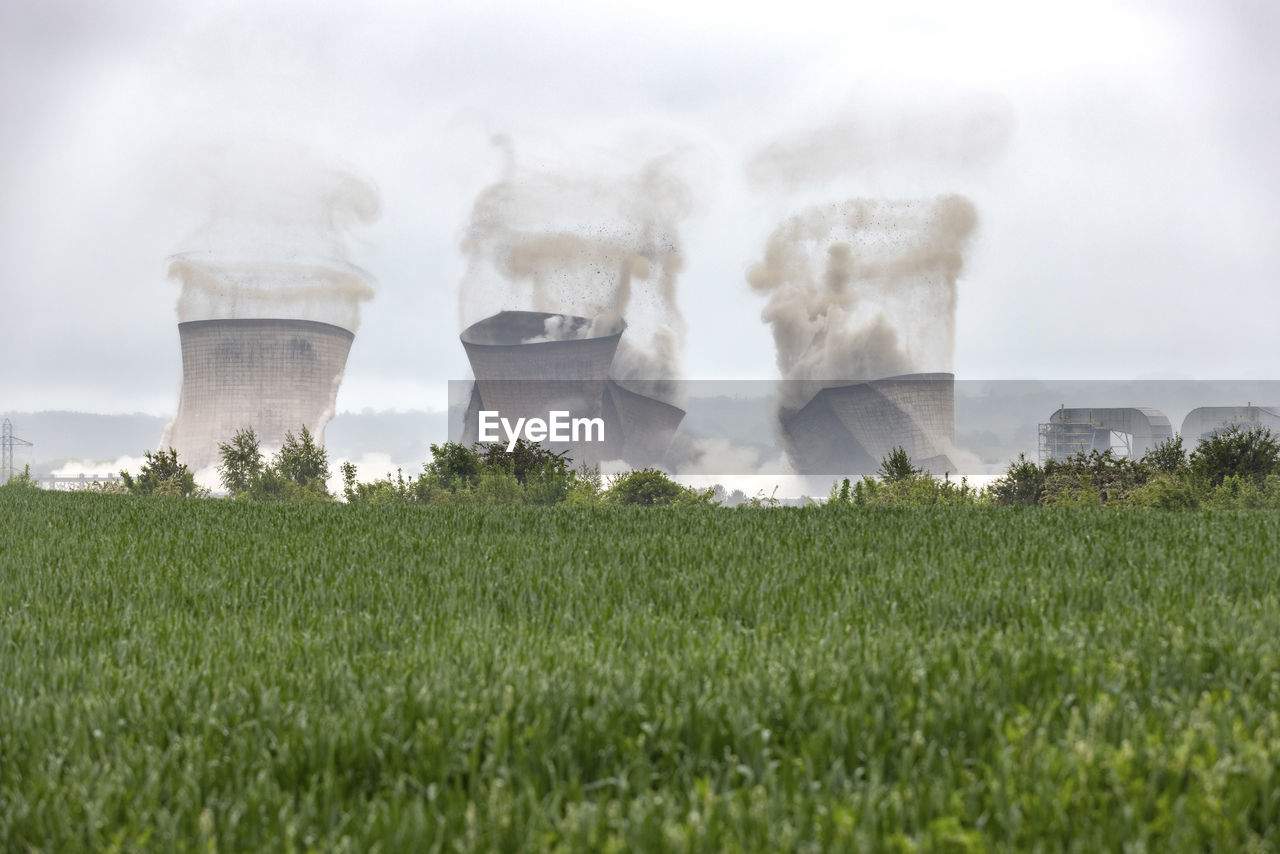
[2,489,1278,851]
[217,425,332,501]
[119,447,203,497]
[987,424,1280,509]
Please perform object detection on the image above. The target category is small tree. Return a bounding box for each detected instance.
[1191,424,1280,488]
[425,442,482,491]
[479,438,572,484]
[1143,435,1187,474]
[988,454,1048,507]
[1,465,39,490]
[606,468,690,506]
[274,426,330,497]
[121,447,199,497]
[878,446,923,484]
[218,427,265,497]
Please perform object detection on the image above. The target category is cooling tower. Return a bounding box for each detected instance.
[1181,405,1280,441]
[165,318,354,471]
[1039,406,1172,463]
[781,373,956,475]
[459,310,684,465]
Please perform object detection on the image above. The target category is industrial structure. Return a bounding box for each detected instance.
[1039,406,1172,463]
[164,318,354,471]
[780,374,957,475]
[1181,405,1280,441]
[2,418,33,482]
[458,310,685,466]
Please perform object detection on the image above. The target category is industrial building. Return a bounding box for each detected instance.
[1181,405,1280,441]
[458,310,684,466]
[164,318,354,471]
[780,373,956,475]
[1038,406,1172,463]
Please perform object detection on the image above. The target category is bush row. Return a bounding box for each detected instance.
[6,423,1278,509]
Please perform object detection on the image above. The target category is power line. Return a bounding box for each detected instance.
[2,418,34,482]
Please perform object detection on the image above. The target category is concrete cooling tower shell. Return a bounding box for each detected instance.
[1181,406,1280,441]
[603,381,687,466]
[166,318,353,471]
[781,373,956,475]
[460,311,622,381]
[459,310,684,466]
[460,311,622,435]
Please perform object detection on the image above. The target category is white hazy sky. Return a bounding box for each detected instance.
[1,0,1276,415]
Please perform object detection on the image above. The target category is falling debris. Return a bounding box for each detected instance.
[748,195,978,410]
[457,138,691,398]
[745,92,1014,190]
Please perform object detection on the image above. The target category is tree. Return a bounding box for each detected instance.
[987,454,1048,507]
[478,438,571,484]
[120,447,200,497]
[878,446,923,484]
[425,442,482,491]
[274,426,330,497]
[1,464,39,490]
[218,427,265,497]
[605,468,717,506]
[1191,424,1280,488]
[1143,435,1187,474]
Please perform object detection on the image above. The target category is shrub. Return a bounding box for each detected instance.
[605,468,716,506]
[987,454,1047,507]
[1,465,40,490]
[120,448,201,498]
[425,442,482,491]
[1128,474,1201,510]
[1143,435,1187,474]
[1190,425,1280,488]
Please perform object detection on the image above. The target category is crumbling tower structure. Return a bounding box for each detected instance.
[458,310,684,466]
[780,373,957,475]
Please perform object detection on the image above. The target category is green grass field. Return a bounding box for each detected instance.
[2,488,1278,852]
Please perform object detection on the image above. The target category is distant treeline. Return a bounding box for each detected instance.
[5,424,1279,510]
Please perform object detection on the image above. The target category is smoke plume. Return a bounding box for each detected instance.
[746,92,1013,190]
[748,195,978,410]
[458,138,691,395]
[168,143,380,332]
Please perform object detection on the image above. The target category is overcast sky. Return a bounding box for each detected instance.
[2,0,1276,416]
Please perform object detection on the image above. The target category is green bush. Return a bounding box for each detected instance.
[1,464,40,490]
[605,468,716,506]
[1190,424,1280,488]
[218,426,332,501]
[987,454,1048,506]
[120,447,202,498]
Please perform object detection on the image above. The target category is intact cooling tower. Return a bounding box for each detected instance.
[459,310,684,465]
[165,318,354,471]
[781,373,956,475]
[1181,405,1280,441]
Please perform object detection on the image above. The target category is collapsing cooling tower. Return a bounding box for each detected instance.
[781,374,956,475]
[459,310,684,466]
[165,318,354,471]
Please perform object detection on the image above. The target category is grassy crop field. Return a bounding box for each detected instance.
[2,488,1279,852]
